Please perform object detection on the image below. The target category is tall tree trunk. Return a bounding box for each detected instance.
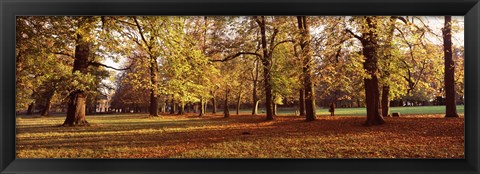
[443,16,459,118]
[149,92,159,116]
[253,100,260,116]
[63,30,91,126]
[256,16,274,121]
[252,59,259,115]
[297,16,316,121]
[212,97,217,114]
[199,98,205,116]
[161,101,166,113]
[274,103,277,116]
[379,17,396,118]
[149,59,159,117]
[236,92,241,115]
[170,99,176,114]
[204,101,207,114]
[27,102,35,115]
[299,89,306,116]
[360,17,385,126]
[41,91,54,116]
[381,85,390,117]
[224,88,230,118]
[177,102,185,115]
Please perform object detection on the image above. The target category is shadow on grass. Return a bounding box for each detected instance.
[16,114,464,158]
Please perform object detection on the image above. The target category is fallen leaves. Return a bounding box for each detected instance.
[16,114,464,158]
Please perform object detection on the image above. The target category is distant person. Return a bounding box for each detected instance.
[329,102,336,116]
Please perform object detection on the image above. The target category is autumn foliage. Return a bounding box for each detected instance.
[16,114,463,158]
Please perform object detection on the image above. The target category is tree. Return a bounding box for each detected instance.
[347,17,385,126]
[62,17,99,126]
[443,16,459,118]
[297,16,317,121]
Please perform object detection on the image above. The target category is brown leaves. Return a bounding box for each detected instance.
[16,114,463,158]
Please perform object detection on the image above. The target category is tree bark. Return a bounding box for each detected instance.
[41,91,54,116]
[236,92,241,115]
[443,16,459,118]
[256,16,274,121]
[360,17,385,126]
[299,89,306,116]
[212,97,217,114]
[224,88,230,118]
[170,99,176,114]
[63,29,91,126]
[177,102,185,115]
[199,98,205,116]
[149,92,159,116]
[297,16,316,121]
[27,102,35,115]
[252,59,259,115]
[381,85,390,117]
[274,103,277,116]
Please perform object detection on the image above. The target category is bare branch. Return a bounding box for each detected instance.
[132,16,151,50]
[209,52,261,62]
[392,16,408,25]
[345,29,363,41]
[89,61,131,71]
[53,52,74,58]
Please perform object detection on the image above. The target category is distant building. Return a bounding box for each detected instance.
[96,95,111,113]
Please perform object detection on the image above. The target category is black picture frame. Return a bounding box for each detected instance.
[1,0,479,173]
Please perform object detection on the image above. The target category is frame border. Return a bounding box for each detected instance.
[1,0,479,173]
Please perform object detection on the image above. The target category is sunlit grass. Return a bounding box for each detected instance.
[226,105,464,116]
[16,112,464,158]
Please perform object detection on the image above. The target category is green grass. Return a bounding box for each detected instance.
[223,105,465,116]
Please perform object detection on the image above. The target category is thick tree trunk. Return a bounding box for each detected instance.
[149,91,159,116]
[252,59,259,115]
[299,89,306,116]
[177,102,185,115]
[253,100,259,116]
[148,55,159,116]
[64,92,88,126]
[257,16,274,121]
[212,97,217,114]
[361,17,385,126]
[297,16,316,121]
[236,93,241,115]
[170,99,176,114]
[224,88,230,118]
[41,91,54,116]
[443,16,459,118]
[199,98,205,116]
[381,85,390,117]
[27,102,35,115]
[63,31,91,126]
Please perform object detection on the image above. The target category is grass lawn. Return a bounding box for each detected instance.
[16,109,464,158]
[229,105,465,116]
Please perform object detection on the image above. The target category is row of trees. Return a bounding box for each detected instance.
[16,16,463,126]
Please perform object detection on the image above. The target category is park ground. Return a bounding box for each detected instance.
[16,106,464,158]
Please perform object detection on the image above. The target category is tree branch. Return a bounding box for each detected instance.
[89,61,131,71]
[345,29,363,41]
[53,52,74,58]
[391,16,408,25]
[132,16,151,50]
[209,52,261,62]
[273,39,296,51]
